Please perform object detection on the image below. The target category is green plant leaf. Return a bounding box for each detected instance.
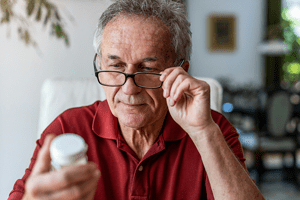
[55,24,63,37]
[18,27,37,47]
[35,5,42,21]
[27,0,35,16]
[43,1,53,26]
[54,9,60,21]
[1,0,71,48]
[43,9,51,25]
[0,0,14,23]
[24,30,30,44]
[2,10,9,22]
[64,36,69,46]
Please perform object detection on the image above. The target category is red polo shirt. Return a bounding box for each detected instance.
[9,100,245,200]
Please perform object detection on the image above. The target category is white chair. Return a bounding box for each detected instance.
[38,77,223,138]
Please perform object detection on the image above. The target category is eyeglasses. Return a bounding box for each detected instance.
[93,54,162,88]
[93,54,184,89]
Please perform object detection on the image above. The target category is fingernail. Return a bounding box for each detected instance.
[160,74,164,81]
[169,98,175,106]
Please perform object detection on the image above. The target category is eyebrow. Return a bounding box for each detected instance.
[143,57,157,62]
[107,54,158,62]
[108,54,121,60]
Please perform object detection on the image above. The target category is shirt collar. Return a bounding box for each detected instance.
[92,100,187,141]
[161,113,187,141]
[92,100,119,140]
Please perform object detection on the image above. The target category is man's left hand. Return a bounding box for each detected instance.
[160,66,216,138]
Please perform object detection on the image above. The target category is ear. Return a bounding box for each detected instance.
[181,61,189,72]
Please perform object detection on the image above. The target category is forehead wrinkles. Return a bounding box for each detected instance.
[102,15,172,54]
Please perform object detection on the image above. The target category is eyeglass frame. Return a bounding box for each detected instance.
[93,53,184,89]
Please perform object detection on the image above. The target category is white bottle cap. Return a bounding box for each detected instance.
[50,133,87,167]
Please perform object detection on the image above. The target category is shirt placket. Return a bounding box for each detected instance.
[117,134,165,200]
[130,161,149,200]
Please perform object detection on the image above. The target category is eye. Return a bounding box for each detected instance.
[140,65,159,72]
[144,67,154,71]
[108,64,125,71]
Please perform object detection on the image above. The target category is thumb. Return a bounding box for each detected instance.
[31,134,56,175]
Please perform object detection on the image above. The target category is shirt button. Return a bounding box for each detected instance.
[138,165,144,172]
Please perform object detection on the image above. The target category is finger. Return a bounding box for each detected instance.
[31,134,56,175]
[44,169,100,200]
[166,78,189,107]
[33,162,100,193]
[160,66,184,82]
[170,78,211,108]
[160,67,174,82]
[161,68,186,98]
[84,189,98,200]
[84,182,99,200]
[176,79,211,104]
[160,61,187,81]
[169,74,188,101]
[77,179,99,200]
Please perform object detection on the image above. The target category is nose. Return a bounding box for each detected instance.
[121,75,142,95]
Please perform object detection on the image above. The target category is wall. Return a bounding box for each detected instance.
[187,0,265,88]
[0,0,111,198]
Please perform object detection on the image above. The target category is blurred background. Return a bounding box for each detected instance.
[1,0,300,199]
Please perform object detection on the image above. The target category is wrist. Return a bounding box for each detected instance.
[187,122,219,140]
[187,122,223,154]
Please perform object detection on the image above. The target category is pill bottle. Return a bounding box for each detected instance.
[50,133,88,170]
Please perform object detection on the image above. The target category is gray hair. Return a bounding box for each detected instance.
[93,0,192,65]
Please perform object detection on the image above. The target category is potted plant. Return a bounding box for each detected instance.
[0,0,69,47]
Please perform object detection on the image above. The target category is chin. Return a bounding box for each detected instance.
[118,113,150,129]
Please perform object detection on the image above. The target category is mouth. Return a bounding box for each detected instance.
[122,102,146,107]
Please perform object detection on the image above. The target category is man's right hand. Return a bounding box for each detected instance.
[22,134,101,200]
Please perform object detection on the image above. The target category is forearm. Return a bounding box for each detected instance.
[190,123,265,200]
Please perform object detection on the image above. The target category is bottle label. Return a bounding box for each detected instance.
[51,156,88,170]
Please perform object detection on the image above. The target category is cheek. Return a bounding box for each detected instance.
[103,87,118,113]
[149,90,167,109]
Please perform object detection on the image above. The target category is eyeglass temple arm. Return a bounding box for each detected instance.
[178,59,185,67]
[94,54,100,77]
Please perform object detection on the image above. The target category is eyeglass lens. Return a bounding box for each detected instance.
[98,71,161,88]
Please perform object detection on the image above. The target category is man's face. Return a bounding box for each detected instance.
[100,15,175,129]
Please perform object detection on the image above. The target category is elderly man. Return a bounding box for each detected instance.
[9,0,264,199]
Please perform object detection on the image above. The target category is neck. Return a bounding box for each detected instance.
[119,119,165,160]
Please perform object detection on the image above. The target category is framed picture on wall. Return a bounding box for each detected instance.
[208,14,236,52]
